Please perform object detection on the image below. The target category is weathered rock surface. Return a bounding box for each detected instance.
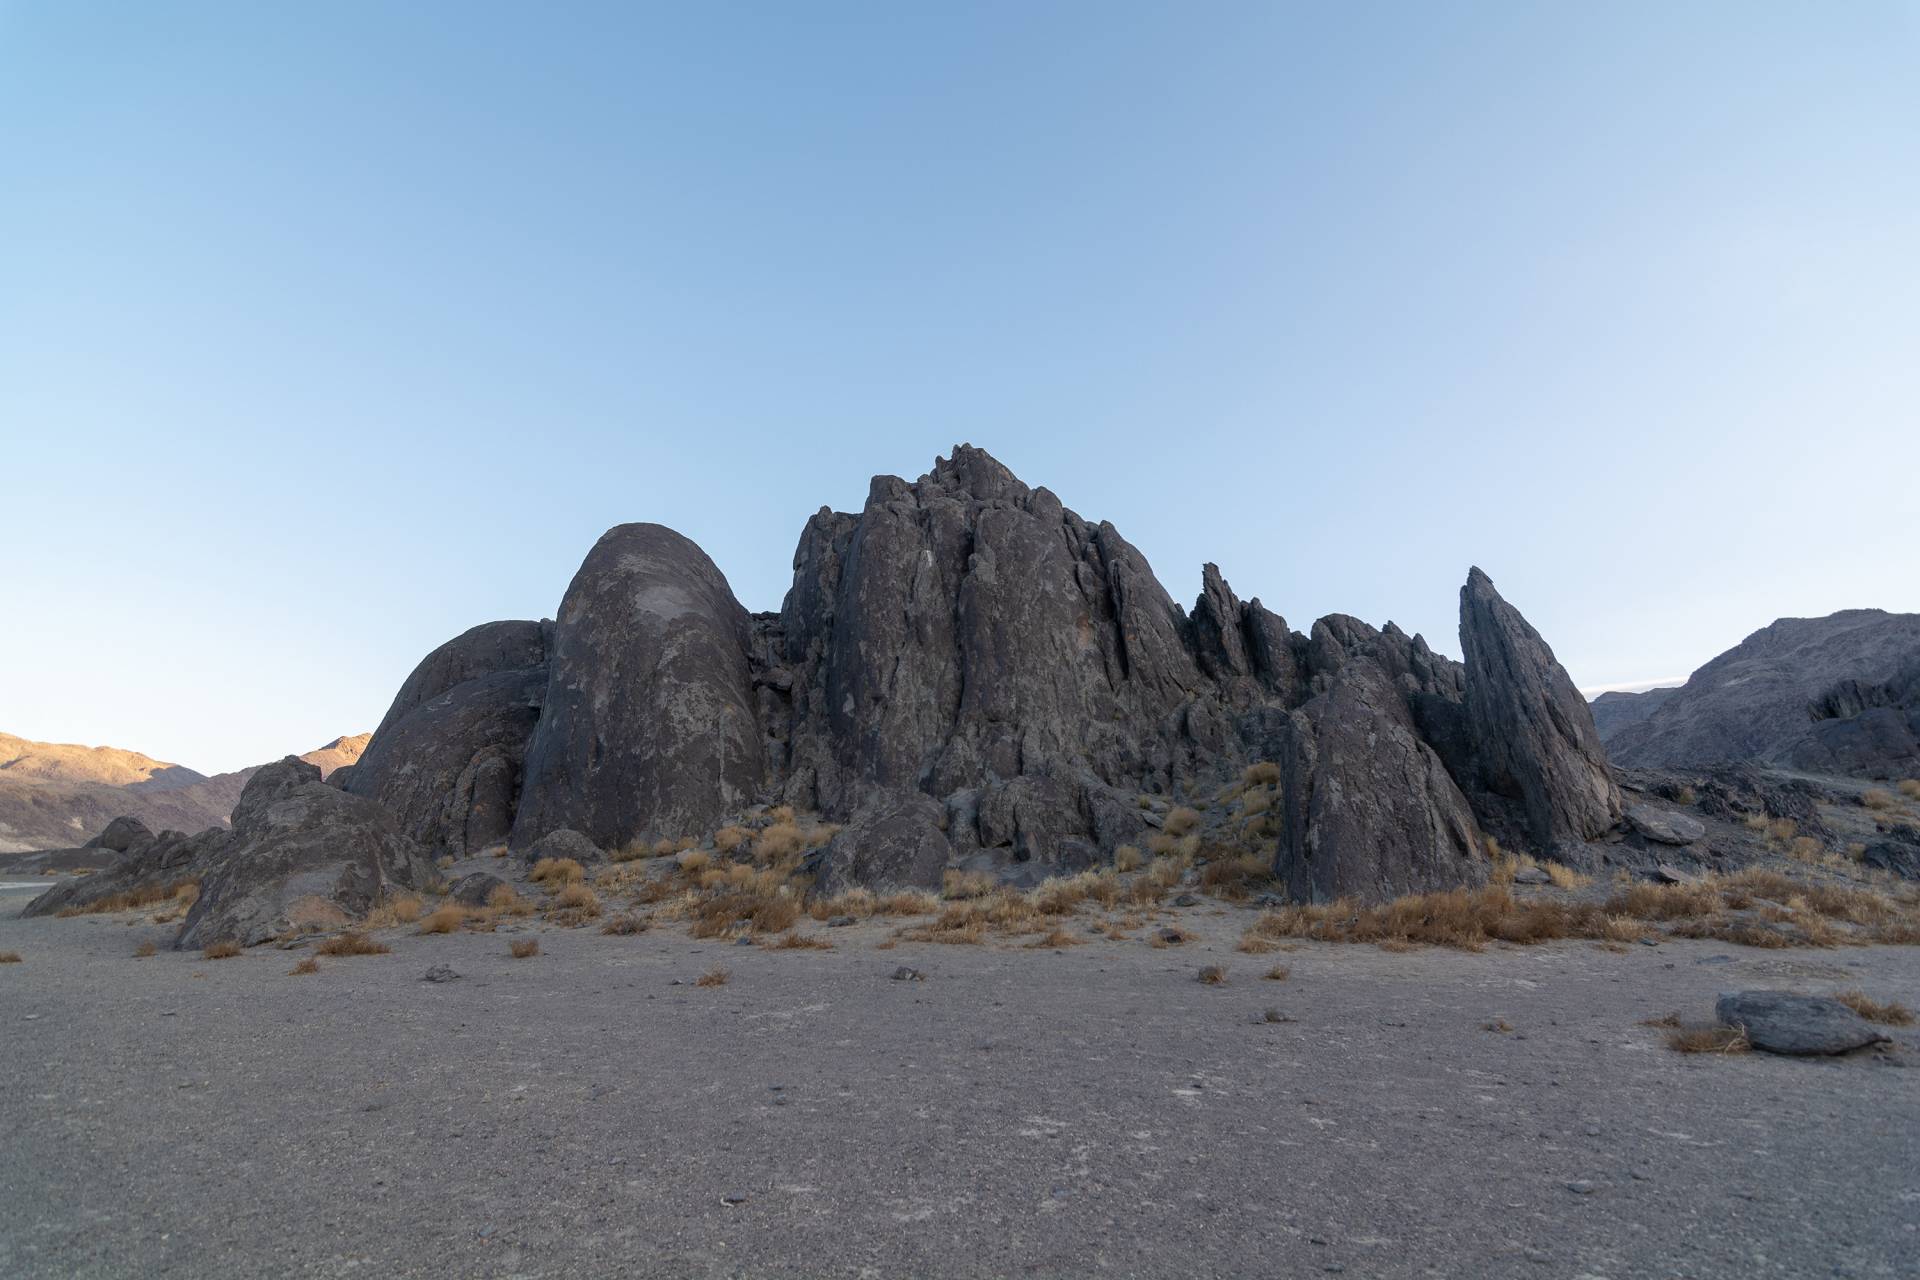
[804,794,953,895]
[87,815,155,853]
[175,759,434,949]
[512,524,761,852]
[1713,991,1890,1056]
[347,621,551,857]
[1461,567,1622,853]
[1272,661,1486,902]
[1625,805,1706,846]
[448,873,507,907]
[1601,610,1920,777]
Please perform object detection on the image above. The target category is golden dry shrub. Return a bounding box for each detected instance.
[134,941,157,959]
[418,903,467,934]
[529,857,585,886]
[1112,844,1144,873]
[316,931,391,957]
[679,849,713,875]
[1897,779,1920,801]
[487,884,534,916]
[1861,789,1897,811]
[1163,806,1202,837]
[0,951,20,964]
[695,966,730,987]
[1667,1024,1750,1054]
[713,825,753,855]
[1833,989,1915,1025]
[1196,964,1228,985]
[752,822,806,863]
[509,938,539,959]
[600,914,647,936]
[941,869,996,899]
[288,957,320,975]
[1243,761,1281,786]
[202,940,242,960]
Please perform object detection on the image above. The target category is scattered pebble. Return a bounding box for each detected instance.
[826,915,855,928]
[891,966,925,982]
[421,965,460,984]
[1565,1180,1596,1195]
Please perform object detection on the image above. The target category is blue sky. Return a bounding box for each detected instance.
[3,2,1917,773]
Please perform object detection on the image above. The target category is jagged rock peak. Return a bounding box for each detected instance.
[1460,566,1622,851]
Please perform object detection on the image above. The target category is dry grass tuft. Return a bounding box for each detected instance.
[768,931,834,950]
[1263,964,1290,981]
[1243,761,1281,786]
[487,884,534,916]
[942,868,996,900]
[1544,862,1591,890]
[752,821,806,863]
[316,931,391,957]
[0,950,22,963]
[1861,788,1898,812]
[600,914,648,936]
[688,888,800,938]
[418,903,468,934]
[1200,852,1273,900]
[1834,989,1915,1025]
[134,941,157,958]
[1149,927,1194,948]
[1025,926,1085,949]
[1666,1024,1750,1054]
[202,940,243,960]
[1196,964,1228,985]
[695,966,730,987]
[509,938,540,959]
[529,856,586,886]
[366,894,424,928]
[1113,844,1144,872]
[1897,779,1920,801]
[679,849,713,875]
[1163,806,1202,837]
[288,957,319,975]
[713,825,753,855]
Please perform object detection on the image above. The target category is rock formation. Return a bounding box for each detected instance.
[175,758,434,949]
[343,446,1620,903]
[1599,609,1920,777]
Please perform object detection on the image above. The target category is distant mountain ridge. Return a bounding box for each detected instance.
[0,733,369,852]
[1595,610,1920,777]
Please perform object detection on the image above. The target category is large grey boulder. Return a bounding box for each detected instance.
[1461,567,1622,852]
[1624,804,1706,846]
[512,524,761,851]
[1714,991,1890,1056]
[86,815,155,853]
[176,758,434,949]
[522,827,604,867]
[804,793,953,895]
[1272,662,1486,902]
[347,620,551,857]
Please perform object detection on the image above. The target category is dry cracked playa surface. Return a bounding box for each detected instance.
[3,888,1916,1280]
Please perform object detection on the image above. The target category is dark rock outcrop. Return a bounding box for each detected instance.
[342,447,1618,904]
[1272,662,1485,902]
[522,828,604,867]
[1461,567,1622,853]
[175,759,434,949]
[512,525,761,852]
[86,815,155,853]
[19,824,224,917]
[346,621,551,857]
[804,794,953,894]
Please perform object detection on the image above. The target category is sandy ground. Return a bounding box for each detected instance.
[2,882,1917,1279]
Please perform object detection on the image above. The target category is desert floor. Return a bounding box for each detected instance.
[2,883,1916,1279]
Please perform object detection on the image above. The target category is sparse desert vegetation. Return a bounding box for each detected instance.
[55,880,198,919]
[695,966,729,987]
[509,939,540,959]
[288,957,319,975]
[134,941,156,958]
[0,951,21,964]
[316,931,391,957]
[1833,989,1914,1025]
[202,940,242,960]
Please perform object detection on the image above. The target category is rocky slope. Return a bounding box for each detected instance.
[1597,611,1920,778]
[347,446,1621,900]
[0,734,368,852]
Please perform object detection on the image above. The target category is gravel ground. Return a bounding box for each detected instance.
[2,884,1917,1279]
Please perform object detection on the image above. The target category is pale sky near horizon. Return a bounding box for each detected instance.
[3,3,1918,773]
